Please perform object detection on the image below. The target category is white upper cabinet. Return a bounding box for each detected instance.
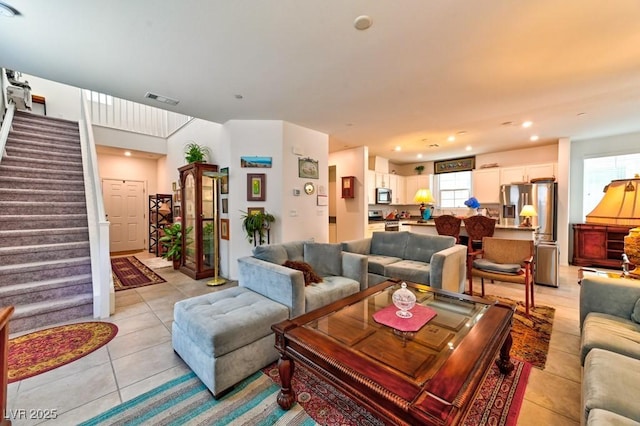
[526,163,556,181]
[367,170,376,205]
[388,174,406,205]
[405,175,430,204]
[375,172,388,188]
[472,168,501,204]
[500,163,556,185]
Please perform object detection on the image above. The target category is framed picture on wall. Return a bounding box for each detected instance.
[220,167,229,194]
[298,157,319,179]
[220,218,230,240]
[247,207,264,216]
[221,198,228,214]
[247,173,266,201]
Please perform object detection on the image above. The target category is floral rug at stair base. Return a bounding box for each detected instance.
[263,358,531,426]
[8,322,118,383]
[111,256,166,291]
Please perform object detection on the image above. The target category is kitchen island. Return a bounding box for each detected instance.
[402,220,537,240]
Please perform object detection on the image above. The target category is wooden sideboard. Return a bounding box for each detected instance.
[572,223,632,269]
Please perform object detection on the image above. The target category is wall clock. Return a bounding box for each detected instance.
[304,182,315,195]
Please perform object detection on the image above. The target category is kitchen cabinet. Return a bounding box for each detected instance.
[405,175,430,205]
[366,222,385,238]
[472,168,501,204]
[500,163,556,185]
[367,170,376,205]
[375,172,388,188]
[388,174,406,204]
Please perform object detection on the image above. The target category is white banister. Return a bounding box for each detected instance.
[79,93,113,318]
[0,104,15,162]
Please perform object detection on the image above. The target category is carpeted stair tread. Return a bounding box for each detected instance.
[5,145,82,162]
[0,201,87,215]
[0,155,83,171]
[14,110,78,126]
[11,294,94,325]
[0,176,85,190]
[0,256,91,271]
[0,188,86,202]
[0,274,92,300]
[7,130,80,145]
[0,241,90,254]
[11,121,80,138]
[5,136,81,153]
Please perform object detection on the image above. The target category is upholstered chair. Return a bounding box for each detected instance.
[434,215,462,244]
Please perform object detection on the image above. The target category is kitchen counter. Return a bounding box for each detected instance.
[402,220,537,240]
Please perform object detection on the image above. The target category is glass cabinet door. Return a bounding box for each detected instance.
[183,173,196,270]
[201,172,215,273]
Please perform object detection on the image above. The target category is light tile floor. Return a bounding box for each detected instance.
[7,251,585,425]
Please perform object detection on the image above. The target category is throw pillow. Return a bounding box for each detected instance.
[253,245,288,265]
[283,260,323,286]
[631,298,640,323]
[304,242,342,277]
[473,258,522,274]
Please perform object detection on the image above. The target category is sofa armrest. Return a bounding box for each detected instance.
[430,244,467,293]
[237,256,306,318]
[341,252,369,290]
[580,276,640,328]
[341,238,372,255]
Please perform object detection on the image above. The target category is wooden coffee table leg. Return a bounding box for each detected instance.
[495,332,514,374]
[276,355,296,409]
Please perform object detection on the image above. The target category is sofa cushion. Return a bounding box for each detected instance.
[632,298,640,323]
[282,240,307,262]
[367,254,402,276]
[473,258,521,274]
[253,244,288,265]
[384,259,431,285]
[404,233,455,263]
[587,409,640,426]
[583,348,640,423]
[304,276,360,313]
[580,312,640,365]
[283,260,323,286]
[371,231,411,258]
[173,287,289,358]
[304,242,342,277]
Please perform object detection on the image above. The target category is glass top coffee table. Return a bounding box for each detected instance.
[272,279,514,425]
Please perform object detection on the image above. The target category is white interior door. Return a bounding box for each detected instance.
[103,179,145,253]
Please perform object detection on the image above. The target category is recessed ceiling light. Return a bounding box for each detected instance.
[346,123,353,127]
[394,146,401,152]
[124,151,132,157]
[428,144,439,148]
[0,2,19,17]
[456,131,467,135]
[530,135,539,141]
[522,121,533,128]
[465,145,472,151]
[417,153,423,159]
[501,121,514,126]
[354,15,373,30]
[447,136,455,142]
[577,112,586,116]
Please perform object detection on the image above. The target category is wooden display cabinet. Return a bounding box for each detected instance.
[341,176,355,198]
[179,162,219,279]
[572,223,632,269]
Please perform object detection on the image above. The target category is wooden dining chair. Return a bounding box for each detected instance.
[463,215,496,252]
[434,215,462,243]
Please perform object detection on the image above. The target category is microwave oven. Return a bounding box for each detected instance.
[376,187,392,204]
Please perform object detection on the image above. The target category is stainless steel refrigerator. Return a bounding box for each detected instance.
[500,181,559,286]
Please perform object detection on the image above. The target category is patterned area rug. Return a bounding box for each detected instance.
[111,256,166,291]
[8,322,118,383]
[481,293,555,369]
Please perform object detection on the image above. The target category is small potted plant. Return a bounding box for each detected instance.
[414,165,425,175]
[240,210,275,246]
[159,223,192,269]
[184,142,211,163]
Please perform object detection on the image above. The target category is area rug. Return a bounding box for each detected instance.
[111,256,166,291]
[82,358,530,426]
[138,256,173,270]
[8,322,118,383]
[482,294,555,369]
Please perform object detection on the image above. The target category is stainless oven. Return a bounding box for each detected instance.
[385,220,399,231]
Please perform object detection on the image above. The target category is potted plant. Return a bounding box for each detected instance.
[184,142,211,163]
[414,165,425,175]
[159,222,192,269]
[240,210,275,245]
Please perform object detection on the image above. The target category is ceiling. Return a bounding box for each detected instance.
[2,1,640,164]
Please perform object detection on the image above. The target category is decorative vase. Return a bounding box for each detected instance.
[392,282,416,318]
[624,227,640,275]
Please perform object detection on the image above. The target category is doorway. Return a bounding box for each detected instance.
[102,179,146,254]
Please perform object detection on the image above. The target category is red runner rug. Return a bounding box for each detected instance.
[8,322,118,383]
[111,256,166,291]
[263,358,531,426]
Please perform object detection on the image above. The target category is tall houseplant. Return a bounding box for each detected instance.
[184,142,210,163]
[240,210,275,246]
[159,223,192,269]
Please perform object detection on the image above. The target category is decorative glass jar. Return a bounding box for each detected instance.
[392,282,416,318]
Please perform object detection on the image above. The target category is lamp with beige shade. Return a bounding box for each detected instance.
[414,188,434,222]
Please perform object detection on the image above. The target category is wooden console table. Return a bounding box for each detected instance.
[573,223,632,269]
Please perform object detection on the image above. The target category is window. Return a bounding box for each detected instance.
[436,171,471,208]
[583,153,640,218]
[83,89,113,106]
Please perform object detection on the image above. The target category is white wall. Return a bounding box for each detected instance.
[329,146,369,242]
[97,153,159,195]
[21,74,81,121]
[93,126,167,156]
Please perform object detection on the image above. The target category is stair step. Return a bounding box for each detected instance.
[6,135,81,154]
[0,155,83,171]
[4,145,82,163]
[0,201,87,216]
[0,176,85,191]
[0,214,88,231]
[0,188,86,203]
[0,227,89,247]
[0,274,93,306]
[11,121,80,139]
[14,111,78,129]
[0,164,84,181]
[0,241,90,266]
[0,257,92,286]
[8,129,80,145]
[10,294,94,334]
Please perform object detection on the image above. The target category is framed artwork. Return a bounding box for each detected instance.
[220,167,229,194]
[220,218,230,240]
[247,207,264,216]
[221,198,228,214]
[240,156,272,168]
[298,157,319,179]
[247,173,266,201]
[434,156,476,174]
[173,205,181,218]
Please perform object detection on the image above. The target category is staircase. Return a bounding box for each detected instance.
[0,111,94,333]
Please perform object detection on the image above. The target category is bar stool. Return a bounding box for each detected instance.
[434,215,462,244]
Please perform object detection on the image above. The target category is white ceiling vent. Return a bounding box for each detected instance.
[144,92,179,106]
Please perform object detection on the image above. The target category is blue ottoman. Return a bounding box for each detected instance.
[172,286,289,397]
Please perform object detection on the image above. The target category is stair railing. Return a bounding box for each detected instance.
[0,103,14,163]
[79,93,112,319]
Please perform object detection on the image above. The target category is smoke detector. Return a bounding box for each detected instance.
[144,92,179,106]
